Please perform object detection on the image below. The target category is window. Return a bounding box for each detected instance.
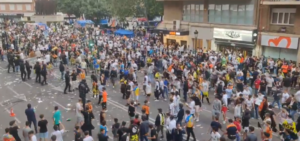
[208,3,254,25]
[182,2,204,23]
[16,4,22,10]
[25,4,31,11]
[271,8,296,25]
[9,4,15,10]
[0,4,5,10]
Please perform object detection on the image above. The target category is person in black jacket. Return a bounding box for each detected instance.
[34,62,41,83]
[117,121,127,141]
[7,51,15,73]
[98,128,108,141]
[14,56,20,73]
[79,79,90,108]
[110,68,117,88]
[64,70,71,94]
[183,78,189,102]
[59,61,65,80]
[25,60,32,79]
[177,104,184,125]
[172,124,185,141]
[40,62,47,85]
[20,59,27,81]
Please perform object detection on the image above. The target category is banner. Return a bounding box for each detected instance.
[282,120,297,134]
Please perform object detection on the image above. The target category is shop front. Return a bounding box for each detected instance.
[150,29,189,47]
[261,34,299,61]
[189,27,214,51]
[213,28,257,57]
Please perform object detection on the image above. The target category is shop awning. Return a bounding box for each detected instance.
[150,29,189,35]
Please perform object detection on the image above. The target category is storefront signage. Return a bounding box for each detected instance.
[169,32,180,35]
[213,28,254,42]
[261,35,298,49]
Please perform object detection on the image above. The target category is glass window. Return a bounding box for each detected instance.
[214,5,222,23]
[208,4,215,23]
[0,4,5,10]
[182,2,204,23]
[230,5,238,24]
[245,4,254,25]
[195,4,200,22]
[237,5,245,24]
[191,4,195,22]
[222,4,230,24]
[16,4,22,10]
[26,4,31,11]
[271,8,296,25]
[9,4,15,10]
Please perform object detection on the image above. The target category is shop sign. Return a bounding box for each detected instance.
[169,32,180,35]
[213,28,253,42]
[261,35,298,49]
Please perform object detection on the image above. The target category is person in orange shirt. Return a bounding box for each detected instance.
[101,87,107,112]
[86,100,93,113]
[142,100,150,120]
[80,69,86,80]
[281,63,288,77]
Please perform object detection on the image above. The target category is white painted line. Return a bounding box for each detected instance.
[24,82,33,88]
[0,103,21,123]
[8,87,20,96]
[53,101,68,110]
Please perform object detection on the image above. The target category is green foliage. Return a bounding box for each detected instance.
[57,0,110,20]
[144,0,163,19]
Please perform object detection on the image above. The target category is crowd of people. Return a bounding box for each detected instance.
[2,21,300,141]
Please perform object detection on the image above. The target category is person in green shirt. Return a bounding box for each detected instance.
[53,106,61,126]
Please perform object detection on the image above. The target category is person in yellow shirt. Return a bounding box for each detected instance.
[133,83,140,105]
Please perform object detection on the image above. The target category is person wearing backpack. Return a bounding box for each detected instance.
[225,119,237,141]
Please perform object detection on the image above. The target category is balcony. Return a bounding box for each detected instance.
[261,0,300,5]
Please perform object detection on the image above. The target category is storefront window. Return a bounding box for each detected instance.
[208,3,254,25]
[182,2,204,23]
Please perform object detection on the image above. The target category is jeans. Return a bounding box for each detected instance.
[254,89,258,95]
[15,65,20,72]
[140,135,148,141]
[163,87,169,99]
[61,71,64,80]
[290,110,297,120]
[254,105,259,119]
[271,99,281,109]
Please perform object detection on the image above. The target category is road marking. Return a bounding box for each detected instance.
[8,87,27,101]
[53,101,69,110]
[24,82,33,88]
[0,103,21,123]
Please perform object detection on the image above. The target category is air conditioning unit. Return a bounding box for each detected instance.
[173,20,181,30]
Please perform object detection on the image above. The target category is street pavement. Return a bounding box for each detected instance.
[0,59,283,141]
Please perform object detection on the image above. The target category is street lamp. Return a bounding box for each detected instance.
[194,30,198,52]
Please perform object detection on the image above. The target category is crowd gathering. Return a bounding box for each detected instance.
[2,21,300,141]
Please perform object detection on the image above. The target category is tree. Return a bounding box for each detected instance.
[105,0,140,21]
[144,0,163,20]
[57,0,82,17]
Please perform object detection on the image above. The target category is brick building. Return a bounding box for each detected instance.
[0,0,35,22]
[155,0,300,62]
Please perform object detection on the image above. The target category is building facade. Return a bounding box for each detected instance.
[157,0,300,62]
[156,0,259,56]
[0,0,35,22]
[259,1,300,62]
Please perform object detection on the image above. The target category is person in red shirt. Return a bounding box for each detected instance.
[254,76,261,95]
[233,117,241,141]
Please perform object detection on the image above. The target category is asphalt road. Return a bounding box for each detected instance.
[0,59,282,141]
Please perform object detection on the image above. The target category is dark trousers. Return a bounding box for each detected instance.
[183,90,188,102]
[28,120,37,133]
[7,63,15,73]
[41,74,47,85]
[27,69,31,79]
[186,127,196,141]
[21,71,26,80]
[36,73,41,83]
[98,95,102,104]
[64,82,71,92]
[80,95,86,109]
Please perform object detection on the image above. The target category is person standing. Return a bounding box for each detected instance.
[9,120,21,141]
[34,62,41,83]
[38,114,48,141]
[41,61,47,85]
[3,127,15,141]
[20,59,26,81]
[25,60,32,79]
[71,69,77,91]
[59,61,65,80]
[110,67,117,88]
[185,110,196,141]
[7,50,15,73]
[212,96,222,120]
[101,87,107,112]
[81,106,95,135]
[51,123,65,141]
[22,121,31,141]
[53,106,61,128]
[83,131,94,141]
[25,104,37,133]
[79,79,90,108]
[76,99,84,126]
[64,70,71,94]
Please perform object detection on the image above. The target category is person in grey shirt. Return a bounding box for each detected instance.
[22,121,32,141]
[212,96,222,120]
[245,126,257,141]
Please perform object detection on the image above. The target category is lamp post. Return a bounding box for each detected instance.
[194,30,198,52]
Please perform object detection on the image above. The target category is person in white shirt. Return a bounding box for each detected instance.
[169,99,176,117]
[281,90,290,106]
[186,96,195,115]
[234,103,242,118]
[51,123,65,141]
[266,75,274,95]
[146,81,152,102]
[210,127,221,141]
[167,115,176,134]
[83,131,94,141]
[76,99,84,126]
[28,131,37,141]
[81,60,87,74]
